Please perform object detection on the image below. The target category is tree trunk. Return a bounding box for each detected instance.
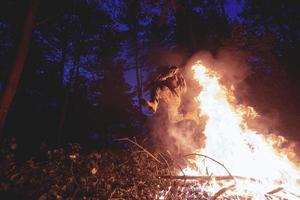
[57,51,81,143]
[139,62,144,97]
[57,33,69,144]
[0,0,39,139]
[135,40,142,113]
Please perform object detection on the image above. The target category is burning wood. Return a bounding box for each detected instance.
[157,62,300,199]
[116,62,300,199]
[156,61,300,199]
[112,136,300,199]
[158,175,246,181]
[115,137,162,164]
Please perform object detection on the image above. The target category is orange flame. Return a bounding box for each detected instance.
[179,62,300,198]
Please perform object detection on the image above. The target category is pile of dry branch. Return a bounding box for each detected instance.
[0,138,295,199]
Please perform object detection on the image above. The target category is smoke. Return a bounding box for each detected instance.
[148,48,300,163]
[185,49,250,87]
[146,45,188,67]
[184,49,282,135]
[148,94,205,158]
[149,49,253,159]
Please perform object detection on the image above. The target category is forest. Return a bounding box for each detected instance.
[0,0,300,199]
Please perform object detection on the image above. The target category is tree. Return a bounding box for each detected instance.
[240,0,300,139]
[118,0,171,112]
[0,0,39,139]
[96,62,142,141]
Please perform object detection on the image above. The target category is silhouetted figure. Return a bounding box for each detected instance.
[143,66,199,124]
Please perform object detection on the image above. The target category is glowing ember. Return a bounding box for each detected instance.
[175,61,300,198]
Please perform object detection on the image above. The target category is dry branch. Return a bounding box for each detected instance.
[157,152,172,176]
[266,187,283,195]
[184,153,234,179]
[212,184,236,200]
[115,138,161,164]
[157,175,257,182]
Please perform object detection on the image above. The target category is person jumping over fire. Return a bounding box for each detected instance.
[142,65,199,124]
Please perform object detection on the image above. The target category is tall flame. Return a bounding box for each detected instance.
[180,62,300,198]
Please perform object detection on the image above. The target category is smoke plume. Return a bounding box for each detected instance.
[148,48,300,163]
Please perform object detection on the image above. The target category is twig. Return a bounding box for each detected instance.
[286,191,300,199]
[266,187,283,195]
[157,175,258,182]
[184,153,235,183]
[166,155,186,179]
[115,138,161,164]
[158,152,172,176]
[211,184,236,200]
[109,188,117,199]
[174,162,186,179]
[161,156,188,185]
[117,160,129,169]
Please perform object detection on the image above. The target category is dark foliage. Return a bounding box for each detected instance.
[0,140,255,200]
[0,140,171,199]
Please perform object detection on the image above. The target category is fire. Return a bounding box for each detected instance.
[177,62,300,198]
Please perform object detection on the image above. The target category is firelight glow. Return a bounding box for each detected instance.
[178,61,300,198]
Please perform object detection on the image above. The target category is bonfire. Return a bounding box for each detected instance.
[157,61,300,200]
[1,61,299,200]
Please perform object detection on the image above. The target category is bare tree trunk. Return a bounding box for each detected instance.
[0,0,39,139]
[139,62,144,97]
[135,40,142,113]
[57,34,69,144]
[58,0,81,143]
[58,51,81,143]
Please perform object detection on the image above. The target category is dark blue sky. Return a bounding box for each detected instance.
[225,0,243,21]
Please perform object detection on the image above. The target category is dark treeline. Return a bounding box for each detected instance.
[0,0,299,155]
